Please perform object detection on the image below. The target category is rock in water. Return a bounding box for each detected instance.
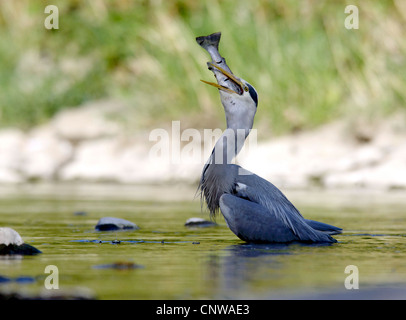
[0,227,23,246]
[92,262,144,270]
[73,211,87,216]
[95,217,139,231]
[184,217,217,228]
[0,227,42,255]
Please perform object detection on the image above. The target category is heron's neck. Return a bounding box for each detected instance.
[200,127,251,215]
[209,128,250,165]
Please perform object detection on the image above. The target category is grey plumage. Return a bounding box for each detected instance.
[196,32,342,243]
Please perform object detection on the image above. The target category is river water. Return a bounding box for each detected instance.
[0,183,406,299]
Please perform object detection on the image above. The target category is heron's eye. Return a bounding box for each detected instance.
[244,86,249,92]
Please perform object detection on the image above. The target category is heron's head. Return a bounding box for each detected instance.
[201,62,258,131]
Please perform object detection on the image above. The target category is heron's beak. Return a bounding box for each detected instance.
[200,80,237,94]
[200,62,246,95]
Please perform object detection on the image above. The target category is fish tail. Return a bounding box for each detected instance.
[196,32,221,51]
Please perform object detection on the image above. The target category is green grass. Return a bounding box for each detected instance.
[0,0,405,134]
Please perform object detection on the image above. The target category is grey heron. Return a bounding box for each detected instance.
[196,32,342,243]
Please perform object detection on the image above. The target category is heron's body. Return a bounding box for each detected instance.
[200,139,340,243]
[197,32,341,243]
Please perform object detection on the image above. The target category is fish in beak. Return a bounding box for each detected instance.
[201,62,248,95]
[196,32,247,95]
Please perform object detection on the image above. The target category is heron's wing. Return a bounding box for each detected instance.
[234,169,337,243]
[220,194,299,243]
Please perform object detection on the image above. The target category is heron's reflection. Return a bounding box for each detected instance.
[206,241,334,298]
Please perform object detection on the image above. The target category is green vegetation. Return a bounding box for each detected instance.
[0,0,405,134]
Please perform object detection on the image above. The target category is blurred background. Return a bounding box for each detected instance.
[0,0,405,189]
[2,1,406,301]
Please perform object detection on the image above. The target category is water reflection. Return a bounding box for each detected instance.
[208,242,335,298]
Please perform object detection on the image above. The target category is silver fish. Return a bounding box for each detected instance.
[196,32,248,96]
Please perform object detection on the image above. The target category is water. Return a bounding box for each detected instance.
[1,183,406,299]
